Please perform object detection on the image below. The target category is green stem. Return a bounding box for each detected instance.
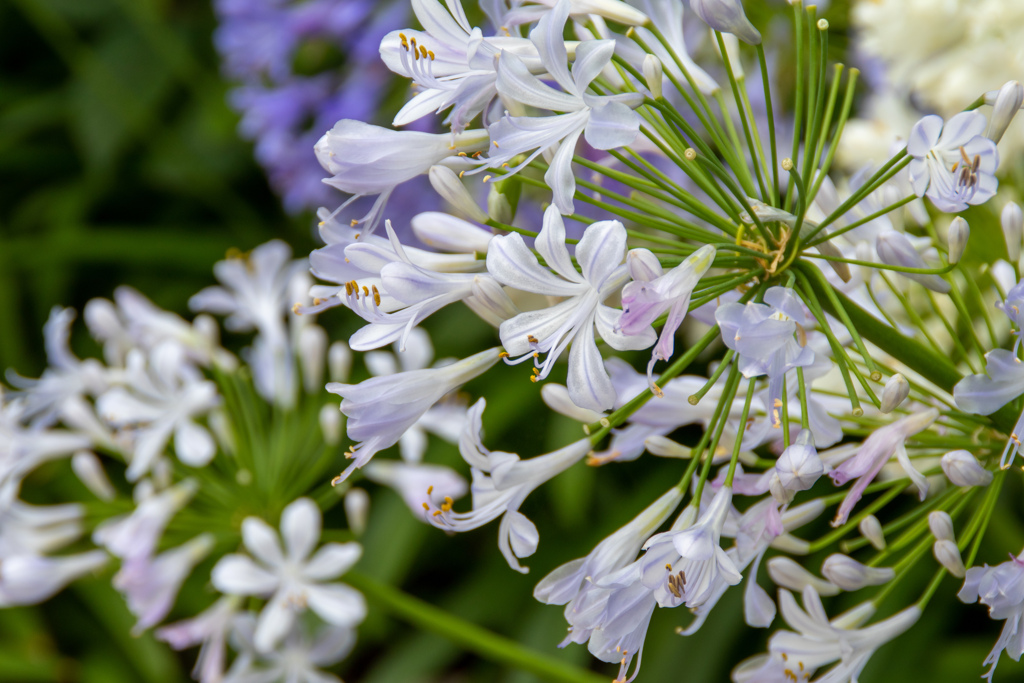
[345,571,609,683]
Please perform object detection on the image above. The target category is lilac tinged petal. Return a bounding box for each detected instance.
[487,233,581,296]
[568,315,617,412]
[954,349,1024,415]
[907,115,943,157]
[495,50,580,112]
[576,220,628,289]
[536,206,584,284]
[545,128,585,215]
[530,0,575,95]
[937,111,987,148]
[584,99,640,150]
[571,39,616,94]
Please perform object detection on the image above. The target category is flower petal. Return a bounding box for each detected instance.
[306,583,368,627]
[211,555,279,596]
[281,498,321,563]
[303,543,363,582]
[242,517,284,568]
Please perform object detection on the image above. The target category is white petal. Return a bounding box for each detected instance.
[173,420,215,467]
[281,498,321,563]
[567,316,616,412]
[536,206,584,284]
[584,99,640,150]
[577,220,627,289]
[506,510,540,558]
[242,517,284,568]
[545,128,584,215]
[303,543,363,582]
[306,584,368,627]
[496,50,581,112]
[530,0,575,95]
[253,592,295,653]
[211,555,279,596]
[571,40,615,93]
[487,233,579,296]
[907,115,943,157]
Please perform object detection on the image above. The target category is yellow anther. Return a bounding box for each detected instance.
[493,140,500,147]
[419,45,428,59]
[427,485,434,495]
[483,175,492,183]
[292,303,302,314]
[350,219,358,226]
[372,285,381,307]
[422,502,430,510]
[499,351,510,358]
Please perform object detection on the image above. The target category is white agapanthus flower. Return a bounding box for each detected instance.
[484,0,643,214]
[427,398,592,573]
[487,206,655,412]
[958,547,1024,681]
[327,345,501,483]
[907,111,999,212]
[96,342,220,481]
[211,497,366,653]
[224,616,355,683]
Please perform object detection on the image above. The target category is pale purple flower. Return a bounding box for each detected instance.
[829,409,938,527]
[157,597,241,683]
[958,547,1024,681]
[96,343,220,480]
[765,586,920,683]
[363,460,468,518]
[93,479,198,562]
[715,287,816,417]
[690,0,761,45]
[484,0,643,214]
[115,534,215,634]
[224,618,355,683]
[664,486,742,609]
[326,346,501,483]
[955,349,1024,468]
[619,245,716,385]
[426,399,592,573]
[211,498,366,653]
[487,206,655,412]
[0,550,108,607]
[907,111,999,212]
[315,120,488,233]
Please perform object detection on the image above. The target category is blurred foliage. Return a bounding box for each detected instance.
[1,0,1023,682]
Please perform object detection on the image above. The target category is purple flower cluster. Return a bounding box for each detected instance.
[213,0,413,213]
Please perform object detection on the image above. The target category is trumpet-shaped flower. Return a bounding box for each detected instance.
[484,0,643,214]
[487,206,655,412]
[315,120,489,232]
[907,111,999,212]
[750,586,920,683]
[211,498,366,653]
[619,245,716,385]
[326,346,501,483]
[379,0,536,132]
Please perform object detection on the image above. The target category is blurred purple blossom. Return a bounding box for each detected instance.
[213,0,419,214]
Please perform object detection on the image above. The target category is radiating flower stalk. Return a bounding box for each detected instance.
[8,1,1024,682]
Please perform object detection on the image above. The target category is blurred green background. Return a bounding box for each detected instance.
[1,0,1021,681]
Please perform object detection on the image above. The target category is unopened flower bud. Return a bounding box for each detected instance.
[71,451,116,501]
[859,514,886,550]
[933,539,966,578]
[876,232,951,293]
[642,54,663,99]
[941,450,993,487]
[928,511,956,542]
[298,325,327,395]
[690,0,761,45]
[947,217,969,265]
[879,373,910,414]
[1003,202,1023,262]
[487,184,515,224]
[328,341,351,383]
[821,554,895,591]
[775,430,823,494]
[319,404,342,446]
[767,556,839,596]
[428,166,491,223]
[644,435,693,459]
[412,211,493,254]
[344,487,370,536]
[986,81,1024,144]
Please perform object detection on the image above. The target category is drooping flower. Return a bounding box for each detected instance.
[690,0,761,45]
[426,399,591,573]
[829,408,938,527]
[326,346,501,483]
[907,111,999,212]
[619,245,717,386]
[211,497,366,653]
[487,206,655,412]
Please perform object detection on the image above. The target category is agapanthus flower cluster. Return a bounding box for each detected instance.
[298,0,1024,680]
[1,241,377,682]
